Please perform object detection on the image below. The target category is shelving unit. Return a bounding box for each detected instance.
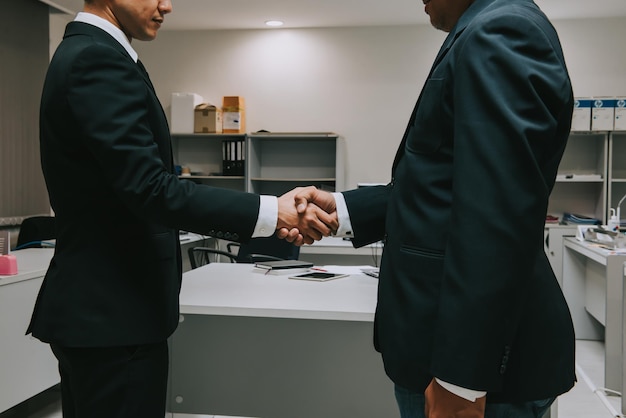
[608,131,626,219]
[171,132,344,196]
[171,133,246,192]
[246,132,344,195]
[545,131,610,287]
[548,131,609,223]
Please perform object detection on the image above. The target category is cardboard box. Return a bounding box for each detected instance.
[171,93,203,133]
[591,97,616,131]
[571,98,592,132]
[222,96,246,133]
[194,103,223,133]
[614,98,626,131]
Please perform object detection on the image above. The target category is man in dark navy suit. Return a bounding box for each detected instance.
[286,0,576,417]
[28,0,334,417]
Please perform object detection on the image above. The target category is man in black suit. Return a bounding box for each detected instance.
[28,0,334,417]
[286,0,576,417]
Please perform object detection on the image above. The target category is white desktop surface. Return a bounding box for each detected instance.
[180,263,378,321]
[0,248,54,286]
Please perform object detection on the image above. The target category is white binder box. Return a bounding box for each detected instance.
[170,93,203,134]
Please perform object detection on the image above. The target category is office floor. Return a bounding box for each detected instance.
[0,340,621,418]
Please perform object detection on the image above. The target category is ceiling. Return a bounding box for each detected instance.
[43,0,626,31]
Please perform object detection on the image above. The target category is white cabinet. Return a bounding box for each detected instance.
[246,132,344,195]
[548,131,609,223]
[544,225,578,284]
[0,249,58,413]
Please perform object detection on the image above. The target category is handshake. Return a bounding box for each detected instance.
[275,186,338,246]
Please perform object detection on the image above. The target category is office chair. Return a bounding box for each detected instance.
[187,233,300,269]
[15,216,57,250]
[188,247,237,269]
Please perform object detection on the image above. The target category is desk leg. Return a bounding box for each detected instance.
[168,314,398,418]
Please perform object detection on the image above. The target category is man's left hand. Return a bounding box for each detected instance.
[425,378,486,418]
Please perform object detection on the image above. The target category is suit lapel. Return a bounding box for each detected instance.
[391,31,456,173]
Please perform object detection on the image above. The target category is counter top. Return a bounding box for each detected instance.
[0,248,53,286]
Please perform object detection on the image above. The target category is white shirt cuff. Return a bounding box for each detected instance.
[332,192,353,238]
[435,378,486,402]
[252,195,277,238]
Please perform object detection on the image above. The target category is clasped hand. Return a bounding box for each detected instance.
[276,186,337,245]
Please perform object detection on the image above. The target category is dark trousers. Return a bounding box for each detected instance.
[50,341,168,418]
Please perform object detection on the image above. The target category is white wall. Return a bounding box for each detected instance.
[552,18,626,97]
[134,25,446,189]
[88,18,621,190]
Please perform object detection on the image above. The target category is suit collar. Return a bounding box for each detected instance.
[433,0,509,66]
[64,21,136,63]
[74,12,137,62]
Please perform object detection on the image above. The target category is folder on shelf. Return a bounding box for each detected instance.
[222,139,245,176]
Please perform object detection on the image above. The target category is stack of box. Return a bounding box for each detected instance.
[194,103,223,133]
[572,96,626,132]
[222,96,246,134]
[571,98,592,131]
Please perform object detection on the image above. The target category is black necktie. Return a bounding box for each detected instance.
[137,59,155,91]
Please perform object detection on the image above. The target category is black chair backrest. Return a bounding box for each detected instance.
[16,216,57,250]
[235,233,300,263]
[188,247,237,269]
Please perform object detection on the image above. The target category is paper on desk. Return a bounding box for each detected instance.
[315,265,377,275]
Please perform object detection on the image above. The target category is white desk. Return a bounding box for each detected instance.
[168,263,397,418]
[0,248,57,413]
[299,236,383,266]
[562,237,626,395]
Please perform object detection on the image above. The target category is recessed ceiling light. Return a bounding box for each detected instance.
[265,20,284,27]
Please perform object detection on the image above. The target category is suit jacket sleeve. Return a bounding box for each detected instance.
[64,42,258,239]
[341,184,390,247]
[428,9,572,388]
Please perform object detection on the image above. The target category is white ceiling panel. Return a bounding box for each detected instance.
[41,0,626,31]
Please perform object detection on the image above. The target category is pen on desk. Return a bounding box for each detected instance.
[310,267,328,272]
